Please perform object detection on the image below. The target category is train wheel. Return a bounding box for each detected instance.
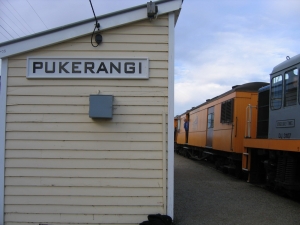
[235,168,243,179]
[215,159,222,170]
[234,162,243,179]
[222,166,228,174]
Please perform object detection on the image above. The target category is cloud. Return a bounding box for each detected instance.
[266,0,300,16]
[174,28,297,115]
[174,78,235,117]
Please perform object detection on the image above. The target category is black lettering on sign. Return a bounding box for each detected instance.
[33,62,43,73]
[72,62,81,73]
[125,62,135,73]
[97,62,108,73]
[59,62,69,73]
[139,62,142,74]
[85,62,95,73]
[45,62,55,73]
[28,58,148,78]
[110,62,121,73]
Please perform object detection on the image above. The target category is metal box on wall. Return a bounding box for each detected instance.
[89,95,113,119]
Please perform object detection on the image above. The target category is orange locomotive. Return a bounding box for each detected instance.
[175,82,268,177]
[175,54,300,196]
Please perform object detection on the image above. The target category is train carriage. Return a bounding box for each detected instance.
[175,82,268,175]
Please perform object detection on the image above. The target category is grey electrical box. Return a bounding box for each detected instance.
[89,95,113,119]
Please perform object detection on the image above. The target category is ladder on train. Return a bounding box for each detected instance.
[242,147,251,182]
[243,104,255,182]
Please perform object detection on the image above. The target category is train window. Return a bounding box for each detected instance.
[284,68,298,107]
[220,99,234,123]
[270,75,282,110]
[177,119,181,131]
[207,113,214,128]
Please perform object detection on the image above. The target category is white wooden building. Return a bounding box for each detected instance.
[0,1,182,224]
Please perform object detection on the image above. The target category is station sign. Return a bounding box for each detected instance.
[27,57,149,79]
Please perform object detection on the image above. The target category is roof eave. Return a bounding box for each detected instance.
[0,0,182,58]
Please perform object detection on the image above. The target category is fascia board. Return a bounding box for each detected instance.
[0,0,182,58]
[0,58,7,225]
[167,12,175,218]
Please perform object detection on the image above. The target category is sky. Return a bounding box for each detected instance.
[0,0,300,116]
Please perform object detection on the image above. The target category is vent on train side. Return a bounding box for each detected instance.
[275,154,300,189]
[257,86,269,138]
[220,98,234,123]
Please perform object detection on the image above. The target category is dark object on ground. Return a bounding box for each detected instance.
[140,214,173,225]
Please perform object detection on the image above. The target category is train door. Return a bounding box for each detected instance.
[184,113,190,143]
[206,107,214,147]
[174,118,178,142]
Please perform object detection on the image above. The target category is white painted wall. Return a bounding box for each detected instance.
[4,17,170,224]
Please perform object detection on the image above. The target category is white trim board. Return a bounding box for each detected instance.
[0,58,8,225]
[167,12,175,219]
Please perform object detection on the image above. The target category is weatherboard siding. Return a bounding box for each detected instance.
[5,17,169,224]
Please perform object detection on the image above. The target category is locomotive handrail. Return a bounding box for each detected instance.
[245,104,257,138]
[235,117,238,137]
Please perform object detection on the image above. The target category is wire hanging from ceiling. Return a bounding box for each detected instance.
[89,0,102,47]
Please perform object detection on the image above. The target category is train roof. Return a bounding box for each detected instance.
[271,54,300,75]
[176,82,268,117]
[258,84,270,92]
